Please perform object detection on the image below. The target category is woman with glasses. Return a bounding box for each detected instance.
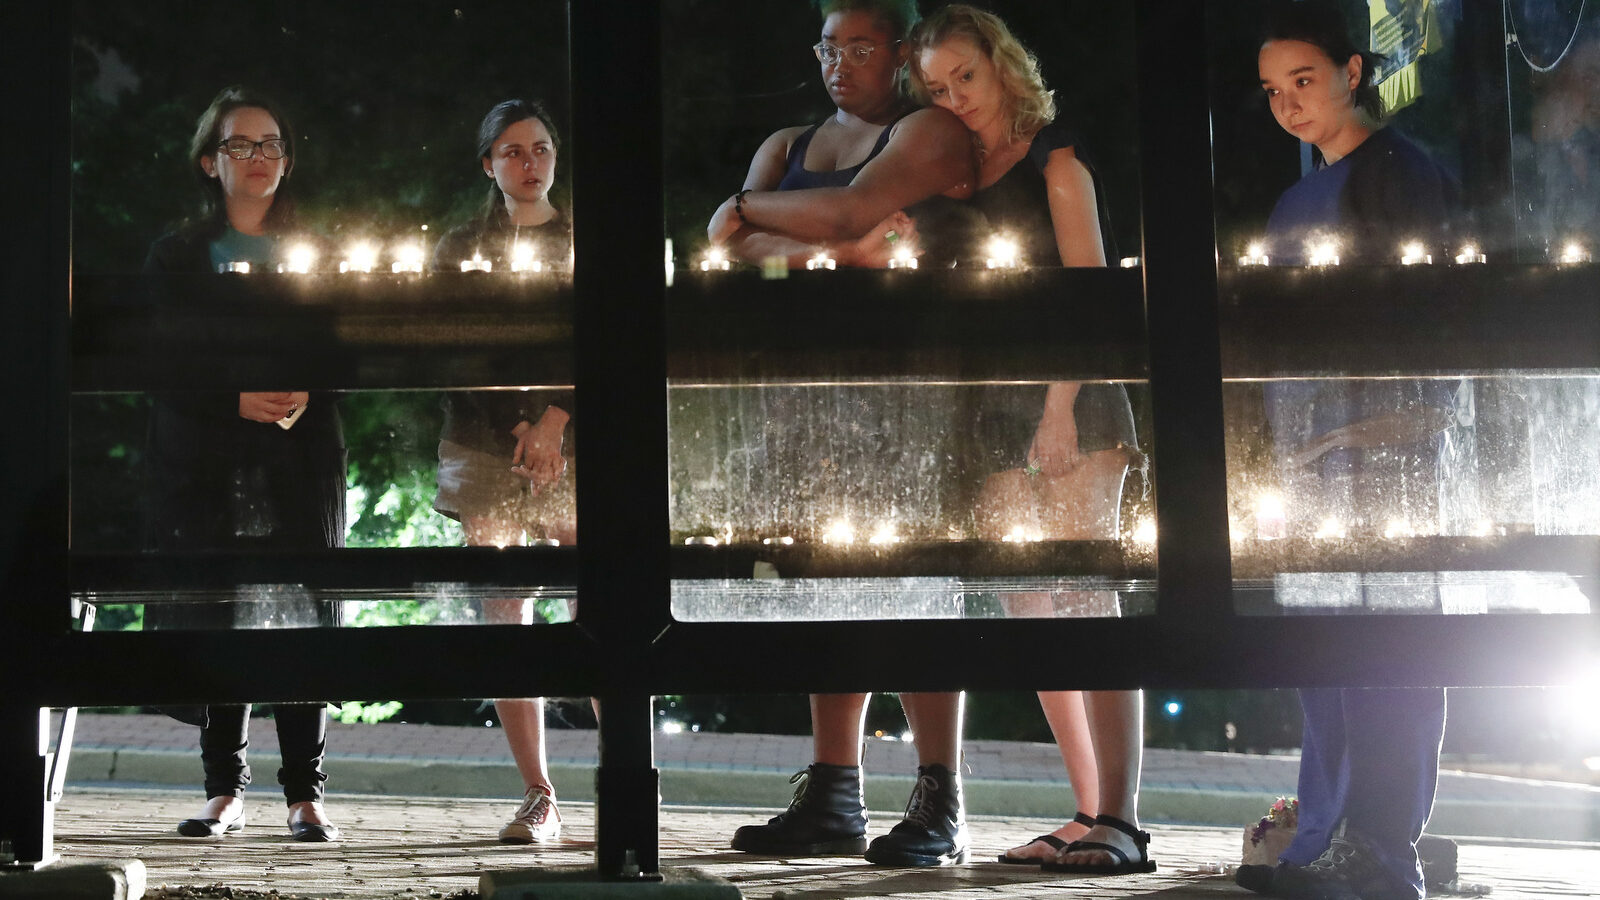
[143,85,344,842]
[713,0,981,870]
[906,5,1151,876]
[428,98,575,845]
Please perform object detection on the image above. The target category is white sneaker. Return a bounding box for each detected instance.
[498,786,561,844]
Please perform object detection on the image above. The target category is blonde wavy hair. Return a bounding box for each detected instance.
[907,4,1055,148]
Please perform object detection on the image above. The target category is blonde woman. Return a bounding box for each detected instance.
[908,5,1151,875]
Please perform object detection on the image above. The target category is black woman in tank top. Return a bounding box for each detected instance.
[714,1,982,872]
[907,6,1154,876]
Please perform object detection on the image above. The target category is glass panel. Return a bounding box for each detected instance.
[69,1,577,627]
[1209,1,1599,615]
[662,1,1152,620]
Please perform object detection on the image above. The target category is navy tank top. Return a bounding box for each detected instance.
[776,112,908,191]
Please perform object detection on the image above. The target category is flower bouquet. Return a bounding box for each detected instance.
[1241,796,1299,866]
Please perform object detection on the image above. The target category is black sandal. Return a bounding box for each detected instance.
[1040,813,1156,875]
[998,811,1094,864]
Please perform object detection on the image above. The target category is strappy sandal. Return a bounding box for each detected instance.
[998,811,1095,864]
[1040,813,1156,875]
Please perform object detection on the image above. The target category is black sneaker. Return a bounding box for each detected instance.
[1274,825,1420,900]
[863,764,969,867]
[730,763,868,855]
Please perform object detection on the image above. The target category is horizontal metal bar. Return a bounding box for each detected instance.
[70,547,579,592]
[19,611,1596,707]
[69,534,1595,592]
[1219,265,1600,375]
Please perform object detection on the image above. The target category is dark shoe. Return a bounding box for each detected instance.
[730,763,867,855]
[1236,862,1279,894]
[1273,825,1418,900]
[289,819,341,842]
[177,809,246,837]
[863,764,969,867]
[999,811,1095,864]
[1041,813,1156,875]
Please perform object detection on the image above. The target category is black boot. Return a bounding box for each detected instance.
[863,764,969,867]
[730,762,868,855]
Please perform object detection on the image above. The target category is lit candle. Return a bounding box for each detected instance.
[821,519,855,545]
[1399,241,1431,265]
[868,522,900,546]
[1255,493,1286,540]
[1001,524,1043,543]
[1131,516,1157,547]
[510,241,542,273]
[282,243,317,274]
[985,235,1020,269]
[1305,239,1340,267]
[1558,241,1591,264]
[1454,244,1486,265]
[683,535,721,547]
[460,252,492,273]
[761,535,795,546]
[1470,519,1498,538]
[338,241,377,274]
[887,244,917,269]
[391,242,425,274]
[1238,242,1270,266]
[1313,516,1347,540]
[1382,518,1414,540]
[1119,256,1140,268]
[805,251,837,270]
[221,261,251,274]
[699,247,731,272]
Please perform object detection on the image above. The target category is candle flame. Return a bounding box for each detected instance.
[1305,239,1340,267]
[821,520,855,545]
[1559,241,1589,264]
[284,243,317,274]
[985,235,1020,268]
[868,522,900,545]
[1131,516,1157,547]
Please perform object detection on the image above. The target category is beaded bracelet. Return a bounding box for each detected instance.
[734,189,751,224]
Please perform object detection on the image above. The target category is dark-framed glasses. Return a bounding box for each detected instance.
[812,40,893,66]
[218,137,288,160]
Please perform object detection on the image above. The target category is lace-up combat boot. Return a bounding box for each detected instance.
[863,763,969,866]
[730,762,868,854]
[1273,821,1421,900]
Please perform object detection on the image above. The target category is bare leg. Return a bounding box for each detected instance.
[811,693,870,766]
[1054,689,1147,866]
[899,692,963,769]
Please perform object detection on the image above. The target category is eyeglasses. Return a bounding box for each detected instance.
[812,40,896,66]
[217,137,288,160]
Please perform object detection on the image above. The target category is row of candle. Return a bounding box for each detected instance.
[1248,491,1502,541]
[1238,239,1591,267]
[219,230,561,276]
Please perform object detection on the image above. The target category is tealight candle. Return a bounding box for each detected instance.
[1313,516,1347,540]
[985,235,1020,269]
[1454,244,1486,264]
[1558,241,1591,264]
[1255,493,1286,540]
[1399,241,1431,265]
[1119,256,1140,268]
[1238,242,1270,266]
[806,252,836,270]
[868,522,900,545]
[699,247,731,272]
[1382,518,1415,540]
[1305,240,1340,267]
[281,243,317,274]
[391,243,425,274]
[1001,524,1043,543]
[338,241,377,274]
[683,535,721,547]
[510,241,542,273]
[460,253,492,273]
[1131,516,1157,547]
[821,520,855,545]
[761,535,795,546]
[887,245,917,269]
[221,261,251,274]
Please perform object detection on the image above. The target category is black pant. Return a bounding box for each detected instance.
[201,704,328,805]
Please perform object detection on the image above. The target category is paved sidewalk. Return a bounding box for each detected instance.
[32,787,1600,900]
[61,713,1600,843]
